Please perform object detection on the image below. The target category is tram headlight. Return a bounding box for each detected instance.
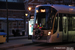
[48,32,51,35]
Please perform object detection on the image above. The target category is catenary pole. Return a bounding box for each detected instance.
[6,0,9,42]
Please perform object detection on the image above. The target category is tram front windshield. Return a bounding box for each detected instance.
[34,6,57,30]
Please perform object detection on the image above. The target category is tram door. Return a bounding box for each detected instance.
[62,16,68,42]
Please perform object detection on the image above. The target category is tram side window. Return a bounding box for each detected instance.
[68,14,72,31]
[53,15,58,33]
[72,17,75,30]
[59,13,63,31]
[68,14,75,31]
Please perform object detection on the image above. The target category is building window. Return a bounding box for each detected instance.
[0,0,6,2]
[38,0,44,2]
[7,0,17,2]
[73,0,75,1]
[64,0,71,1]
[55,0,63,1]
[0,0,23,3]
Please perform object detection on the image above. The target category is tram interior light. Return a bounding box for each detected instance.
[69,8,73,10]
[48,32,51,35]
[69,5,72,6]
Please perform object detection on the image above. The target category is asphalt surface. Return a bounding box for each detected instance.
[0,36,33,50]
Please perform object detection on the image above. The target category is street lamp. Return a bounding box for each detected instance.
[25,13,28,17]
[6,0,9,42]
[28,7,32,19]
[27,7,32,39]
[28,7,32,11]
[25,13,28,36]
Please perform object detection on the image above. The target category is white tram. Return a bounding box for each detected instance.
[32,4,75,43]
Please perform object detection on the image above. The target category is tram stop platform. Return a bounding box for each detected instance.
[0,36,32,50]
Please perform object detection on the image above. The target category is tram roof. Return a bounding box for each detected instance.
[36,4,75,14]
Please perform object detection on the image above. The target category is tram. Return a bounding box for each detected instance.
[32,4,75,43]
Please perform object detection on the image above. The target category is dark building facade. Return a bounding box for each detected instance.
[0,0,26,36]
[24,0,75,16]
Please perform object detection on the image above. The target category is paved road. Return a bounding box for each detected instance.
[7,42,75,50]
